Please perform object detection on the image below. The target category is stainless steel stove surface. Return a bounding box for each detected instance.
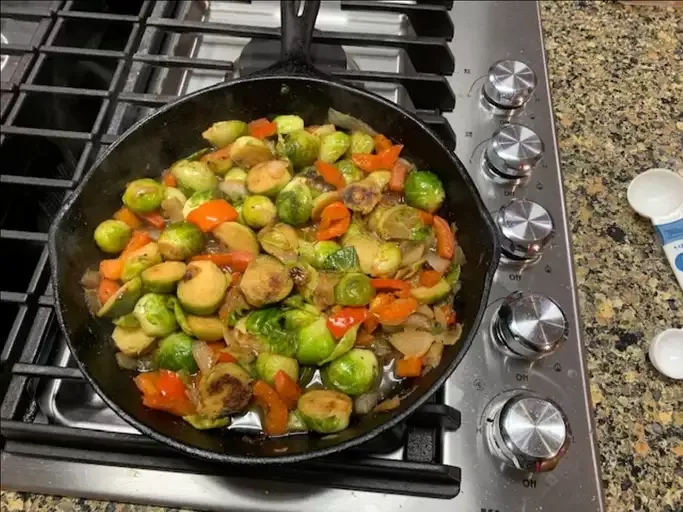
[0,2,604,511]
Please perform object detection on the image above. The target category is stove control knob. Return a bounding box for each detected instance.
[483,59,537,110]
[485,124,544,179]
[486,392,570,472]
[492,292,568,359]
[497,199,554,260]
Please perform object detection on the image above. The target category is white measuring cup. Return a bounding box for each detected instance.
[627,168,683,290]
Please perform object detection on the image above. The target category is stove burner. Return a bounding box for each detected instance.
[1,33,8,71]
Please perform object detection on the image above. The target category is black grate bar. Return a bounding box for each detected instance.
[0,230,49,243]
[146,18,454,74]
[11,364,83,380]
[0,126,91,141]
[57,11,142,23]
[39,45,125,59]
[132,53,235,71]
[0,292,28,304]
[0,174,72,188]
[0,306,28,363]
[2,83,109,98]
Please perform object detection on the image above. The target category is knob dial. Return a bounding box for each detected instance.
[492,291,568,359]
[485,124,544,179]
[486,392,570,472]
[482,59,537,110]
[497,199,554,260]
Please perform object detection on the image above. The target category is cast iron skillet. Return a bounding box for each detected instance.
[49,0,500,463]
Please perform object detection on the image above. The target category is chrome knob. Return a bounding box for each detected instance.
[486,392,570,472]
[492,291,568,359]
[485,124,544,179]
[482,59,537,110]
[497,199,554,260]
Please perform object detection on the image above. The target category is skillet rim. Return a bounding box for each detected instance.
[48,72,501,464]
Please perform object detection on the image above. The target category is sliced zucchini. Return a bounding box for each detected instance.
[177,260,228,315]
[212,222,260,256]
[97,277,143,318]
[112,325,155,357]
[246,160,292,197]
[411,279,451,305]
[186,315,224,341]
[120,242,162,282]
[141,261,187,293]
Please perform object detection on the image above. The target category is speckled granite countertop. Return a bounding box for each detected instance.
[2,1,681,511]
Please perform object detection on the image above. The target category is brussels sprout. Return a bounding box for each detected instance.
[240,255,293,307]
[202,149,233,176]
[276,179,312,226]
[366,171,391,191]
[245,308,297,357]
[121,179,165,214]
[229,136,273,168]
[334,272,375,306]
[140,261,186,293]
[112,325,156,357]
[97,277,142,318]
[295,317,336,365]
[94,220,132,254]
[296,166,335,199]
[242,195,276,229]
[370,243,402,277]
[225,167,248,181]
[286,410,308,432]
[299,240,342,269]
[164,186,187,205]
[113,312,140,328]
[246,160,292,197]
[186,315,224,341]
[202,120,248,148]
[273,115,304,134]
[297,389,352,433]
[411,279,451,305]
[404,171,445,214]
[325,247,360,273]
[183,414,230,430]
[320,324,359,364]
[376,205,425,241]
[342,178,382,214]
[321,348,379,396]
[445,263,461,289]
[282,308,319,330]
[257,222,299,263]
[342,234,379,275]
[283,129,320,168]
[310,124,336,138]
[133,293,177,337]
[182,189,217,219]
[121,242,162,282]
[348,131,375,155]
[311,190,342,221]
[156,332,198,373]
[336,159,364,185]
[157,222,204,261]
[169,297,193,336]
[219,178,248,204]
[319,131,350,163]
[298,268,340,311]
[213,222,259,256]
[256,353,299,384]
[171,160,218,195]
[177,260,229,315]
[197,362,253,418]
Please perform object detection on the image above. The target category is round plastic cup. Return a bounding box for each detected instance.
[648,328,683,380]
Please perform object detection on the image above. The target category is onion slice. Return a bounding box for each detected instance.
[115,352,138,370]
[389,329,434,358]
[327,107,378,136]
[192,340,216,373]
[426,251,451,274]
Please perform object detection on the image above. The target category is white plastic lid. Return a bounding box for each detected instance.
[648,328,683,380]
[627,168,683,222]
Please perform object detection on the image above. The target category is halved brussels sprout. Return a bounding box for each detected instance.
[225,167,248,181]
[273,115,304,134]
[133,293,177,337]
[177,260,229,315]
[112,325,155,357]
[156,332,198,373]
[202,149,233,176]
[122,179,165,214]
[300,269,340,311]
[94,220,131,254]
[140,261,187,293]
[282,307,319,330]
[320,324,359,364]
[321,348,379,396]
[169,297,193,336]
[376,205,426,241]
[219,178,248,204]
[255,353,299,384]
[298,240,341,269]
[197,362,253,418]
[404,170,445,213]
[319,132,350,163]
[213,222,259,256]
[242,195,276,229]
[182,189,217,219]
[296,166,334,199]
[370,243,402,277]
[336,159,364,185]
[311,190,342,220]
[276,179,312,226]
[244,308,297,357]
[113,312,139,329]
[342,178,382,214]
[121,242,162,282]
[348,131,375,155]
[246,160,291,197]
[325,247,360,273]
[229,136,273,168]
[164,186,187,205]
[186,315,223,341]
[366,171,391,191]
[157,222,204,261]
[240,255,293,307]
[342,234,380,275]
[283,129,320,168]
[171,160,218,195]
[97,277,142,318]
[310,124,336,138]
[295,317,336,365]
[297,389,353,433]
[183,414,230,430]
[411,278,451,305]
[202,120,248,148]
[445,263,461,289]
[257,222,299,263]
[334,272,375,306]
[286,410,308,432]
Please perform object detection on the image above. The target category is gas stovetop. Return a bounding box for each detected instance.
[0,2,604,511]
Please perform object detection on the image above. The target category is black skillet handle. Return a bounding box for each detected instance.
[278,0,321,72]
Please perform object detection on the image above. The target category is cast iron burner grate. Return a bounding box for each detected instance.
[1,0,462,501]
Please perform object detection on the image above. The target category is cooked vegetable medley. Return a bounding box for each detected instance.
[84,109,465,437]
